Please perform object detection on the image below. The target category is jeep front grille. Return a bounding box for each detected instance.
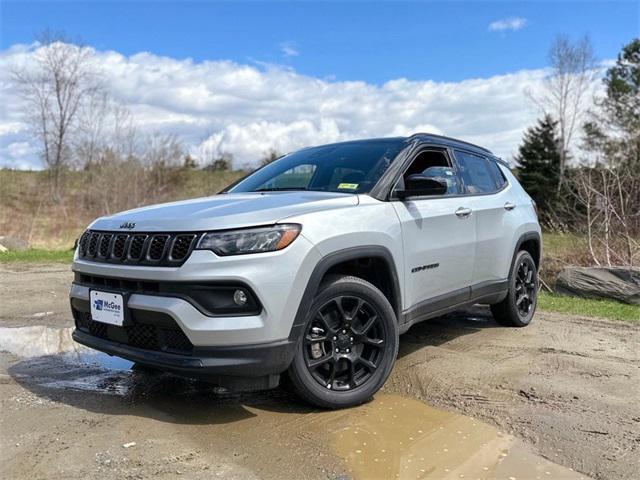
[78,230,199,266]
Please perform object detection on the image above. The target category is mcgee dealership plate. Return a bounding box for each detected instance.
[90,290,124,326]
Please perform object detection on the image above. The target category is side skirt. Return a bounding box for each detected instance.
[399,279,508,334]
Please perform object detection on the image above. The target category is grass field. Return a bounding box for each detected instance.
[538,292,639,322]
[0,249,74,263]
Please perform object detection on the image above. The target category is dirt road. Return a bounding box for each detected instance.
[1,264,638,479]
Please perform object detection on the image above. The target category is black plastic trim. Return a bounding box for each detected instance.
[72,329,296,379]
[288,246,402,344]
[399,279,508,334]
[368,140,419,200]
[73,274,262,317]
[401,286,470,327]
[79,230,201,267]
[471,279,509,301]
[514,231,542,267]
[407,133,494,155]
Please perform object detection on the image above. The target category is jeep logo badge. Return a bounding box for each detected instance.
[119,222,136,230]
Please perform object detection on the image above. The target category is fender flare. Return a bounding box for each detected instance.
[288,246,402,343]
[511,231,542,273]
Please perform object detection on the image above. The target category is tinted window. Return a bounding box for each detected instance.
[487,161,507,189]
[396,150,461,195]
[256,164,316,190]
[229,140,405,194]
[454,151,501,194]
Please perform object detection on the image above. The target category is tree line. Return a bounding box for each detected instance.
[515,37,639,267]
[10,31,279,203]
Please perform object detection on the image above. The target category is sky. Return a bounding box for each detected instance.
[1,0,638,169]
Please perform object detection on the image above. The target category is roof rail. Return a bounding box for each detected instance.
[408,132,493,155]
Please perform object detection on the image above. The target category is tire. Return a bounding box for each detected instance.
[490,250,538,327]
[286,275,399,409]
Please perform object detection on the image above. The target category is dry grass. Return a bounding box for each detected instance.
[0,169,627,285]
[540,232,639,288]
[540,232,593,287]
[0,168,243,249]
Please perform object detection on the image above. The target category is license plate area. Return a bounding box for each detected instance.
[90,290,127,326]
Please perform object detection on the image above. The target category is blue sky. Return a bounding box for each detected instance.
[2,1,638,83]
[1,1,638,169]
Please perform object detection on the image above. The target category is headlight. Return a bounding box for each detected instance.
[196,224,301,256]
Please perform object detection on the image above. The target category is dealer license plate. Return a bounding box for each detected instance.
[90,290,125,326]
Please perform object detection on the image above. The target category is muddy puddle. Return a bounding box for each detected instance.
[326,395,586,479]
[1,326,589,479]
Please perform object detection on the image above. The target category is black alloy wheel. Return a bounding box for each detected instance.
[514,257,537,317]
[490,250,538,327]
[287,275,398,408]
[303,295,385,391]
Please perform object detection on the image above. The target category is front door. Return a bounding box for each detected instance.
[391,148,476,311]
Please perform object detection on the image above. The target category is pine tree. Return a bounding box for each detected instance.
[514,115,562,217]
[584,38,640,168]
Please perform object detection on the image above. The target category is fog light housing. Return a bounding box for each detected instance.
[233,289,248,306]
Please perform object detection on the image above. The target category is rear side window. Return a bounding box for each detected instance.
[454,150,505,194]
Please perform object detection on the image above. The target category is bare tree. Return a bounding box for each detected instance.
[75,91,110,166]
[12,31,103,199]
[570,165,640,267]
[261,149,282,166]
[528,35,597,193]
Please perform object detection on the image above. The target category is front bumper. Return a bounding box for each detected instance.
[69,237,321,388]
[70,284,302,388]
[72,328,294,389]
[71,240,320,345]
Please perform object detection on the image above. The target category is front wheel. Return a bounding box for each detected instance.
[491,250,538,327]
[287,275,399,409]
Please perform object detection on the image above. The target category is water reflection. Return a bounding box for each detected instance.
[329,395,586,480]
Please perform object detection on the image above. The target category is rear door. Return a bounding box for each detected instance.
[452,150,514,285]
[391,148,476,311]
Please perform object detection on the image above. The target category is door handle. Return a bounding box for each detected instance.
[504,202,516,211]
[455,207,472,218]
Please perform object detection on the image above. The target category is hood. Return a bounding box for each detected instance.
[89,191,359,232]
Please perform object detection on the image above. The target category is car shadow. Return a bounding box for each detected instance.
[6,306,502,424]
[397,305,504,359]
[6,351,313,425]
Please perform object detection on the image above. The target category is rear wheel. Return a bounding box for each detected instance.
[287,275,398,409]
[491,250,538,327]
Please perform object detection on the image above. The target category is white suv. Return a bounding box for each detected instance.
[70,134,541,408]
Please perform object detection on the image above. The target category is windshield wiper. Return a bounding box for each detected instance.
[253,187,308,192]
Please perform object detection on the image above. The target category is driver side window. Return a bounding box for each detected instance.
[397,150,461,195]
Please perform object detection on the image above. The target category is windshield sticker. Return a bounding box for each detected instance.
[337,183,359,190]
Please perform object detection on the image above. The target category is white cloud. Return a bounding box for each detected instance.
[489,17,527,32]
[1,42,597,170]
[280,42,299,58]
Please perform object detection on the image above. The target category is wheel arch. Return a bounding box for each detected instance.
[288,246,402,343]
[514,231,541,269]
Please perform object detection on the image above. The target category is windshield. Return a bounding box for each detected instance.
[228,139,406,194]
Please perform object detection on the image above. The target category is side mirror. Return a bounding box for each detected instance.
[397,174,448,199]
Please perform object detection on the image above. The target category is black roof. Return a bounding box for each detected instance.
[407,133,492,154]
[297,134,506,165]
